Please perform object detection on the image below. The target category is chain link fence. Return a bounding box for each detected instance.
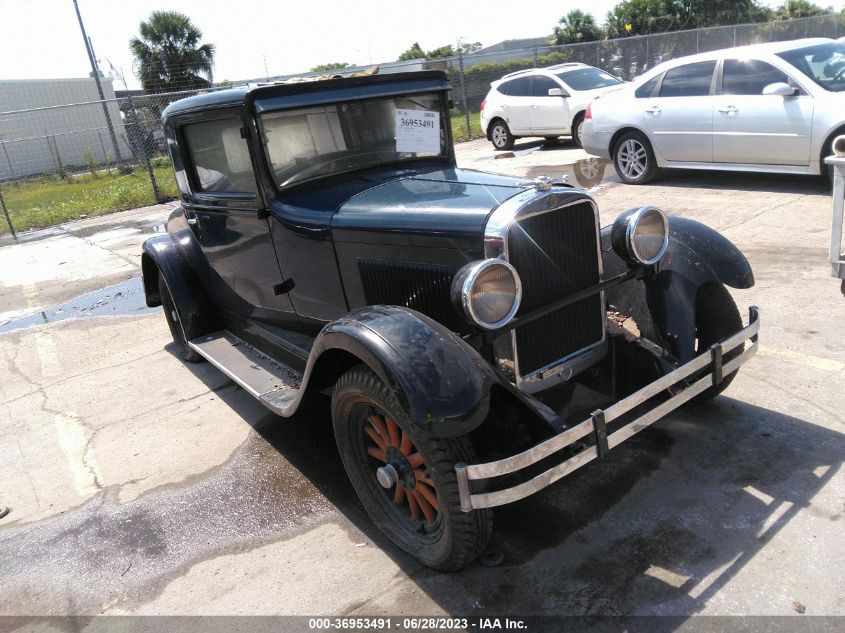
[1,13,844,237]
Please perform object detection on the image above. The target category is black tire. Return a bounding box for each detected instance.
[489,119,515,151]
[689,282,744,404]
[571,112,585,148]
[612,131,658,184]
[331,366,492,571]
[158,271,203,363]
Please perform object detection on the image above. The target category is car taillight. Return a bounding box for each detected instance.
[480,99,486,111]
[585,104,592,120]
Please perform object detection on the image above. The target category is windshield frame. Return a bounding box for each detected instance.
[776,42,845,93]
[254,89,453,193]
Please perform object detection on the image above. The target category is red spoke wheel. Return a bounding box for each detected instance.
[332,366,492,571]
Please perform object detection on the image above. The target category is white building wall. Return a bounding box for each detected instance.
[0,77,133,179]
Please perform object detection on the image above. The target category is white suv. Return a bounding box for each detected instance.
[480,63,623,150]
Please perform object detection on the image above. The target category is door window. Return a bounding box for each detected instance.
[532,76,560,97]
[183,117,256,194]
[659,61,717,97]
[506,77,533,97]
[722,59,791,95]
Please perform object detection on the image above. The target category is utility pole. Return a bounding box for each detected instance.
[72,0,124,170]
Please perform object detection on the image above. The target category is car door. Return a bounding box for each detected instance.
[713,58,814,166]
[644,60,717,162]
[529,75,570,134]
[179,111,297,322]
[502,76,533,134]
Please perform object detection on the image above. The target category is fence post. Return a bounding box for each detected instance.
[645,36,649,70]
[96,129,112,175]
[457,49,471,141]
[0,188,16,239]
[733,25,737,47]
[532,47,538,68]
[126,93,163,203]
[1,141,17,186]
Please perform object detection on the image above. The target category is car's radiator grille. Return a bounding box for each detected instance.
[358,259,465,332]
[507,201,603,376]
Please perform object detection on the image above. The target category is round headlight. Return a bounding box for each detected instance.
[611,205,669,266]
[452,259,522,330]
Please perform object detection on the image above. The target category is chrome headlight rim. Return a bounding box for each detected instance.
[620,205,669,266]
[458,258,522,331]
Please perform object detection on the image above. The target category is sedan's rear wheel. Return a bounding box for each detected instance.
[613,131,657,184]
[332,366,491,571]
[490,120,515,151]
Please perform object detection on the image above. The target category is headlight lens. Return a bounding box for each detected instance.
[611,205,669,266]
[453,259,522,330]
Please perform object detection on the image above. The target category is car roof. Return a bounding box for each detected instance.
[637,37,835,81]
[162,70,450,119]
[493,63,591,85]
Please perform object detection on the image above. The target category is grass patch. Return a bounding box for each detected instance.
[451,111,482,143]
[0,163,178,235]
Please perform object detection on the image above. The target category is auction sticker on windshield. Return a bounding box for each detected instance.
[396,109,440,153]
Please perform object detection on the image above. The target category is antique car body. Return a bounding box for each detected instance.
[142,70,760,570]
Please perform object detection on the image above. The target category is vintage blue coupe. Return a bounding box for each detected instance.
[142,70,760,571]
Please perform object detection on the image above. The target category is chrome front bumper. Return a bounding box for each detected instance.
[455,306,760,511]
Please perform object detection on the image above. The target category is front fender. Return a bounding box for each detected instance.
[603,216,754,363]
[307,305,500,438]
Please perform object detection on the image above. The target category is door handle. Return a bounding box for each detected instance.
[186,217,198,225]
[719,105,739,114]
[645,106,661,115]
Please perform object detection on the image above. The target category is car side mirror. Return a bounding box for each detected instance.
[762,82,797,97]
[548,88,568,97]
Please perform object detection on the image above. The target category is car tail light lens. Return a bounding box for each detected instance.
[585,104,592,120]
[480,99,486,111]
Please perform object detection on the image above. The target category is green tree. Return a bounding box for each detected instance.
[398,42,426,60]
[311,62,351,72]
[129,11,215,93]
[552,10,603,44]
[773,0,829,19]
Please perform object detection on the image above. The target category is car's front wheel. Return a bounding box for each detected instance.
[613,131,657,184]
[332,366,492,571]
[489,119,515,151]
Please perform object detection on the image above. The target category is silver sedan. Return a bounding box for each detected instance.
[581,38,845,184]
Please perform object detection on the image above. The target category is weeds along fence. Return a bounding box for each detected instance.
[1,13,843,237]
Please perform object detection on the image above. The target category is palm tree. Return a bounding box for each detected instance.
[129,11,215,93]
[551,10,603,45]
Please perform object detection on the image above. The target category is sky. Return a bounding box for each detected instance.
[1,0,844,90]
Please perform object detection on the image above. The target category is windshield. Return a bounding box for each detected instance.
[777,42,845,92]
[555,67,622,91]
[259,92,447,187]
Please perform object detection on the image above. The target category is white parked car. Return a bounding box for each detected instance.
[581,38,845,184]
[480,63,623,150]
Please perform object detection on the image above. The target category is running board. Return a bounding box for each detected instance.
[187,330,303,415]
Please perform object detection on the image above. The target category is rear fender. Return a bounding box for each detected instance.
[141,233,218,337]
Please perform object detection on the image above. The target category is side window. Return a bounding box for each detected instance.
[182,117,256,194]
[496,81,510,96]
[507,77,532,97]
[635,75,660,98]
[722,59,791,95]
[532,76,560,97]
[659,61,717,97]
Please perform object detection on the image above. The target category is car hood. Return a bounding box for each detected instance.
[331,167,530,248]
